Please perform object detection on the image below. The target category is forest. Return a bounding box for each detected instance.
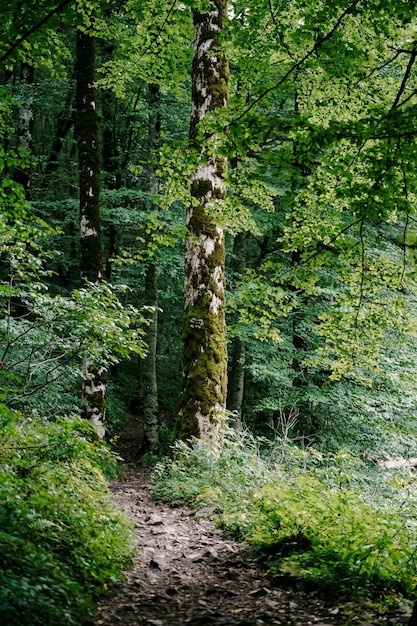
[2,0,417,624]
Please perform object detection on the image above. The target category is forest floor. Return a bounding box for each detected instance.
[89,421,411,626]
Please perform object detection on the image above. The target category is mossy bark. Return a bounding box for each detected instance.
[75,30,106,437]
[174,1,229,442]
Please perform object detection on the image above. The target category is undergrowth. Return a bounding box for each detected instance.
[0,404,134,626]
[152,424,417,603]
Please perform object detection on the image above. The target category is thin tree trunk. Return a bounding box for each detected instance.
[142,263,159,452]
[227,232,246,416]
[141,83,160,453]
[291,92,308,389]
[14,63,34,197]
[45,84,75,176]
[174,1,230,442]
[101,68,119,279]
[291,251,307,387]
[75,29,106,437]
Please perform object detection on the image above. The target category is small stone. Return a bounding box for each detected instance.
[187,551,205,562]
[146,514,164,525]
[203,547,218,559]
[195,506,217,518]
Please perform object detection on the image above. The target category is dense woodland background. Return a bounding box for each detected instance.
[3,0,417,624]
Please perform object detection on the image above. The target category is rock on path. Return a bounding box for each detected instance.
[90,465,408,626]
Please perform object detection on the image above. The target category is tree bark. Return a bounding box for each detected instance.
[227,232,246,416]
[291,91,308,389]
[75,29,106,437]
[174,1,230,442]
[45,85,75,177]
[14,63,34,198]
[141,83,161,454]
[408,602,417,626]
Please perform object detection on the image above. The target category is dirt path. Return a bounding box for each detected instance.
[90,463,409,626]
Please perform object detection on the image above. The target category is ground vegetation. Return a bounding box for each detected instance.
[2,0,417,623]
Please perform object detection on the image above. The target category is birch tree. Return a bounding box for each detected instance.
[174,0,230,441]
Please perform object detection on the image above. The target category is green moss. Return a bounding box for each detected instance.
[176,294,227,441]
[190,178,213,199]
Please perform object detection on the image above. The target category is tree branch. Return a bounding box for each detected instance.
[0,0,73,64]
[391,47,417,111]
[231,0,361,125]
[135,0,178,65]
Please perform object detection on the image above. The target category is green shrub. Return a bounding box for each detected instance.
[153,425,417,600]
[0,405,134,626]
[248,477,417,596]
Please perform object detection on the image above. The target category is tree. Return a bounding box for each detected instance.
[75,28,106,437]
[141,83,161,453]
[174,0,230,441]
[227,231,246,417]
[14,63,34,197]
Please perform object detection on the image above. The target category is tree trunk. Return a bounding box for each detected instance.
[291,91,308,389]
[174,1,230,442]
[141,83,161,453]
[14,63,34,197]
[45,83,75,177]
[142,262,159,452]
[408,602,417,626]
[291,250,308,387]
[75,29,106,437]
[101,65,120,279]
[227,232,246,416]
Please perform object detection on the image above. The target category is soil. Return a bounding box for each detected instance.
[90,420,412,626]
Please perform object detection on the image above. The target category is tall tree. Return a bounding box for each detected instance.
[75,28,106,437]
[14,63,34,197]
[45,83,75,177]
[227,231,246,417]
[141,82,161,453]
[174,0,230,441]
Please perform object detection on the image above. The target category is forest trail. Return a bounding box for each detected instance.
[90,427,409,626]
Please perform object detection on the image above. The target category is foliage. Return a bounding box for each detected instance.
[153,424,417,601]
[4,0,417,619]
[0,405,134,626]
[0,205,147,413]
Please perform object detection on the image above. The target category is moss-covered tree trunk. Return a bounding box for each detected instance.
[75,29,106,438]
[174,1,229,441]
[141,83,161,453]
